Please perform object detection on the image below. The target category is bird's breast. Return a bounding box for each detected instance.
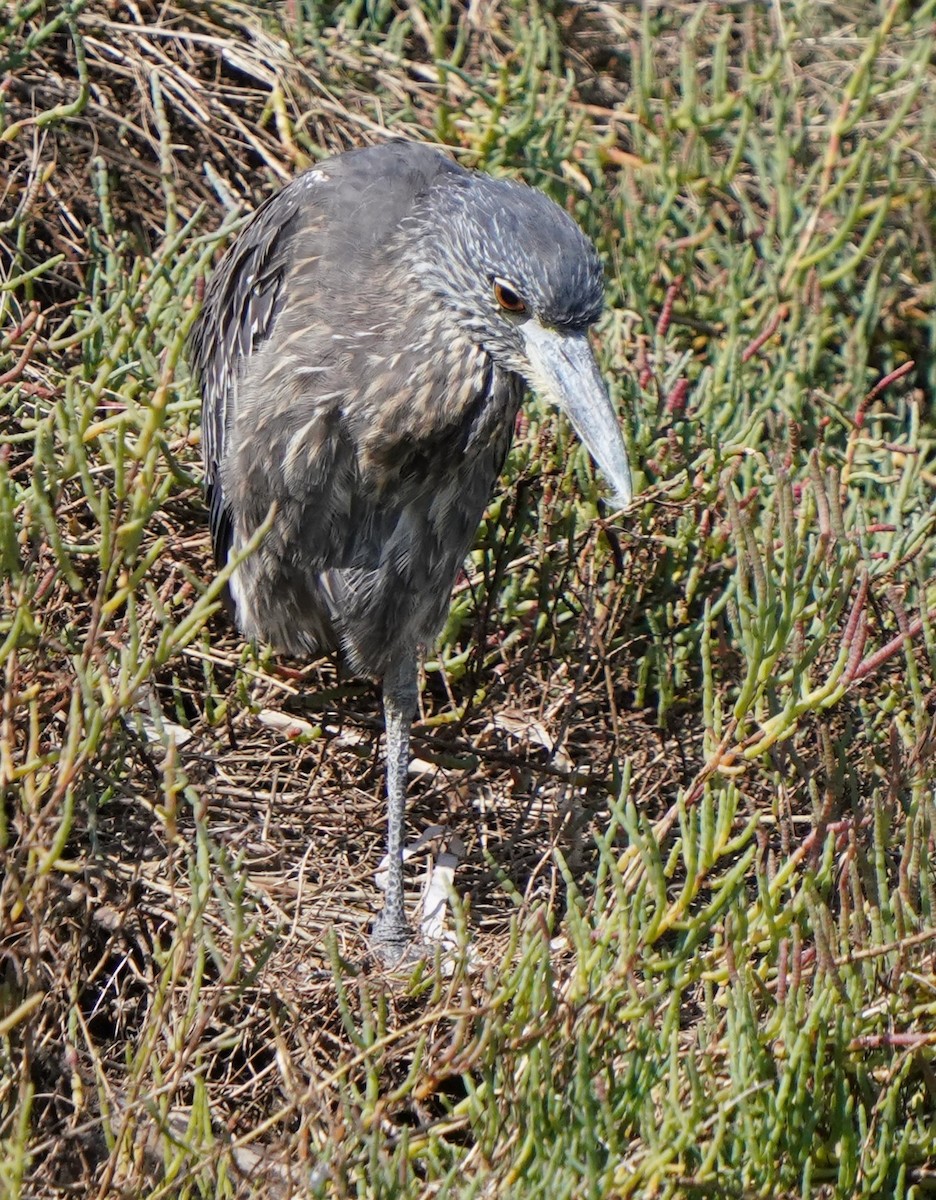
[356,333,511,490]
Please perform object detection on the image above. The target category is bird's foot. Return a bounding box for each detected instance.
[370,911,423,967]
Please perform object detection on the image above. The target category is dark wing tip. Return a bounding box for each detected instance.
[207,479,233,571]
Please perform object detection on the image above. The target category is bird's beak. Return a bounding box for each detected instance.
[523,319,633,506]
[520,322,632,507]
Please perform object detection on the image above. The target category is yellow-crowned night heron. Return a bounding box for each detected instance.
[190,141,632,962]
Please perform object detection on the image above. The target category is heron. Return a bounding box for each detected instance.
[190,141,632,962]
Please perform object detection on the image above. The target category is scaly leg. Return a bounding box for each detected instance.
[371,655,418,961]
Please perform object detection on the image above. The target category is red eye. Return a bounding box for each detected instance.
[493,279,526,313]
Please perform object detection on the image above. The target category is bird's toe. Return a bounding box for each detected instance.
[370,912,422,967]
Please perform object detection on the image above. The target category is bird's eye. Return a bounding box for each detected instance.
[493,278,527,314]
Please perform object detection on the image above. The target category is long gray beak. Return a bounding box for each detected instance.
[521,322,632,507]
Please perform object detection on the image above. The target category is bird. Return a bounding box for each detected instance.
[190,141,632,963]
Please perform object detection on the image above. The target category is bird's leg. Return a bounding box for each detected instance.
[371,656,419,961]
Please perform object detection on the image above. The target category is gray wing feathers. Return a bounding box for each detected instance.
[190,182,308,564]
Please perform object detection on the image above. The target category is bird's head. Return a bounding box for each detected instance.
[407,170,633,508]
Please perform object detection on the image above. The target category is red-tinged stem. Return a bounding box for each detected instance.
[657,275,683,341]
[852,606,936,682]
[741,303,788,363]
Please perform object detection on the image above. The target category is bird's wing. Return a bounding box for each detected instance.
[189,183,309,565]
[191,145,470,569]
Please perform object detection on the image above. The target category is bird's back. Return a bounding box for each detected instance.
[191,143,521,676]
